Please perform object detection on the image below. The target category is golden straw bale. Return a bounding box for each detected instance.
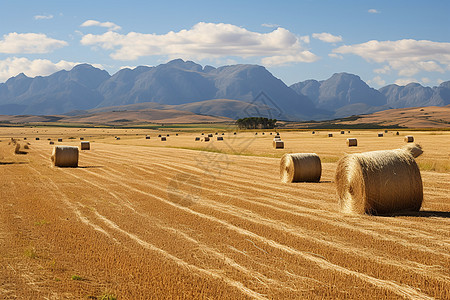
[208,134,213,137]
[58,138,63,142]
[204,137,210,142]
[280,153,321,183]
[340,131,345,134]
[335,145,423,215]
[404,135,414,143]
[161,137,167,141]
[346,138,357,147]
[328,133,333,137]
[273,140,284,149]
[378,133,383,137]
[35,137,40,141]
[217,136,224,141]
[51,146,79,167]
[145,135,150,139]
[195,137,200,141]
[80,141,90,150]
[49,141,54,145]
[80,137,84,140]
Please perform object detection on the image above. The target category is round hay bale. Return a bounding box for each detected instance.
[167,134,170,137]
[335,146,423,215]
[24,144,29,150]
[270,132,272,135]
[201,133,204,135]
[51,146,79,168]
[208,134,213,137]
[348,131,350,133]
[215,132,218,135]
[161,137,167,141]
[328,133,333,137]
[280,153,321,183]
[35,137,40,141]
[378,133,383,137]
[145,135,150,139]
[80,141,90,150]
[273,140,284,149]
[312,131,315,134]
[195,137,200,141]
[49,141,54,145]
[234,132,237,135]
[115,137,121,140]
[346,138,357,147]
[262,132,265,135]
[340,131,345,134]
[221,133,224,135]
[80,137,84,140]
[396,131,399,135]
[404,135,414,143]
[158,134,162,137]
[384,130,388,133]
[217,136,224,141]
[204,137,210,142]
[274,134,281,139]
[176,133,178,136]
[58,138,63,142]
[24,137,27,140]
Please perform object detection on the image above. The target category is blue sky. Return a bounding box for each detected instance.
[1,0,449,87]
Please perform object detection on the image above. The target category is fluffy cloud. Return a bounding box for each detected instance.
[367,76,385,87]
[81,20,122,31]
[334,39,450,76]
[328,53,343,59]
[368,9,380,14]
[312,32,343,43]
[0,57,102,82]
[0,32,67,54]
[80,22,318,65]
[261,23,280,28]
[34,14,53,20]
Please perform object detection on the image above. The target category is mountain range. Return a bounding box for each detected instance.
[0,59,449,121]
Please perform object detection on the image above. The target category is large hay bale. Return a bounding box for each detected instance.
[58,138,63,142]
[346,138,357,147]
[80,141,90,150]
[280,153,321,183]
[161,137,167,141]
[51,146,79,167]
[273,140,284,149]
[378,133,383,137]
[404,135,414,143]
[335,144,423,215]
[217,136,224,141]
[328,133,333,137]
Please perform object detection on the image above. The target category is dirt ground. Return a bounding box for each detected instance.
[0,127,449,299]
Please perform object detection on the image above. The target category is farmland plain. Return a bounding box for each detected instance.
[1,127,449,299]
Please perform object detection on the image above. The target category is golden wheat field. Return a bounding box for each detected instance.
[0,127,449,299]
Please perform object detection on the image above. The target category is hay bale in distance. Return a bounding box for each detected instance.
[195,137,200,141]
[347,138,357,147]
[312,131,315,134]
[80,137,84,140]
[35,137,40,141]
[58,138,63,142]
[208,134,213,137]
[280,153,321,183]
[51,146,79,167]
[49,141,54,145]
[145,135,150,139]
[274,134,281,139]
[217,136,224,141]
[396,131,399,135]
[404,135,414,143]
[255,132,258,135]
[340,131,345,134]
[204,137,210,142]
[158,134,162,137]
[80,141,90,150]
[384,130,388,133]
[234,132,237,135]
[270,133,272,135]
[378,133,383,137]
[328,133,333,137]
[273,140,284,149]
[167,134,170,137]
[161,137,167,141]
[335,146,423,215]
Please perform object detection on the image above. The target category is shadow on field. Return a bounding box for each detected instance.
[0,161,28,165]
[78,166,104,169]
[381,211,450,218]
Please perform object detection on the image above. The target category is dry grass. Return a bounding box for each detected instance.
[0,127,449,299]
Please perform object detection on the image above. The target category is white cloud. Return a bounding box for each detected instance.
[299,35,310,44]
[0,32,67,54]
[261,23,280,28]
[368,9,380,14]
[328,53,343,59]
[394,78,418,86]
[34,14,53,20]
[0,57,79,82]
[81,20,122,31]
[312,32,343,43]
[334,39,450,76]
[367,76,385,87]
[374,65,391,74]
[421,77,431,84]
[80,22,318,66]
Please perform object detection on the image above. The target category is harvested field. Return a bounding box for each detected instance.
[0,127,449,299]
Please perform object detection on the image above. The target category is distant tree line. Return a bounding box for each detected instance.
[236,117,277,129]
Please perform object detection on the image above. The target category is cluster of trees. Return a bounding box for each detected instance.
[236,117,277,129]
